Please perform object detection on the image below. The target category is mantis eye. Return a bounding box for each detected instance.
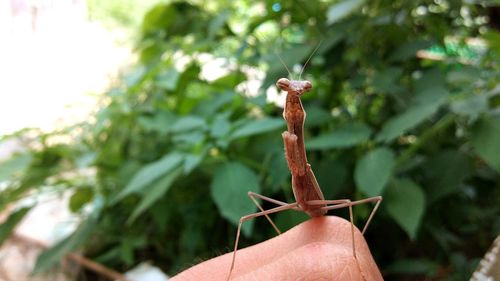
[276,78,290,91]
[302,81,312,92]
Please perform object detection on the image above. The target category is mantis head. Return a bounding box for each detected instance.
[276,78,312,95]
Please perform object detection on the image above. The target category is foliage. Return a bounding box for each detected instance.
[1,0,499,280]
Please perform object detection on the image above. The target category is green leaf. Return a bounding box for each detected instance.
[156,68,180,90]
[326,0,366,25]
[483,31,500,57]
[0,207,31,246]
[375,87,448,142]
[33,216,97,273]
[210,162,260,236]
[208,10,230,39]
[355,147,395,197]
[425,150,474,202]
[470,116,500,172]
[115,153,184,201]
[389,40,432,62]
[450,94,488,120]
[0,153,32,182]
[308,123,372,150]
[170,116,205,133]
[304,105,331,127]
[385,178,425,240]
[230,118,284,140]
[386,258,439,275]
[210,114,231,138]
[372,67,403,94]
[182,153,204,174]
[267,151,289,191]
[274,211,309,233]
[69,188,94,213]
[128,167,183,223]
[138,112,177,133]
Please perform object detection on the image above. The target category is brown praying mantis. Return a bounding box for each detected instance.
[226,52,383,281]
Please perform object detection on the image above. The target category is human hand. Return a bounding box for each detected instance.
[171,216,383,281]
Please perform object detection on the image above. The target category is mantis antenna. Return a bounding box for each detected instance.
[298,40,323,81]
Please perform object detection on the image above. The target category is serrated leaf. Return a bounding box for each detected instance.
[470,116,500,172]
[33,216,96,273]
[0,207,31,246]
[230,118,284,140]
[327,0,366,25]
[210,162,260,236]
[375,87,448,142]
[128,167,183,223]
[115,153,184,201]
[308,123,372,150]
[385,178,425,240]
[355,147,395,197]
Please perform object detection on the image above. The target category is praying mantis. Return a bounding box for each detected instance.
[226,51,383,281]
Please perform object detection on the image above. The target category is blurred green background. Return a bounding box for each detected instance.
[1,0,499,280]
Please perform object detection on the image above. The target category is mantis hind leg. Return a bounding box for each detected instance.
[226,203,299,281]
[247,191,291,235]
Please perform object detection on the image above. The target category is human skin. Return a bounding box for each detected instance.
[171,216,383,281]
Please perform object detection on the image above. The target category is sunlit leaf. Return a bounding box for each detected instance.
[210,162,260,236]
[230,118,284,140]
[308,123,372,150]
[115,153,184,201]
[69,188,94,213]
[355,147,395,197]
[0,153,32,182]
[208,10,230,39]
[470,115,500,172]
[385,178,425,240]
[0,207,31,246]
[326,0,366,25]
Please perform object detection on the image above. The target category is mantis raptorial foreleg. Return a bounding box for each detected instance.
[282,131,306,176]
[225,51,383,280]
